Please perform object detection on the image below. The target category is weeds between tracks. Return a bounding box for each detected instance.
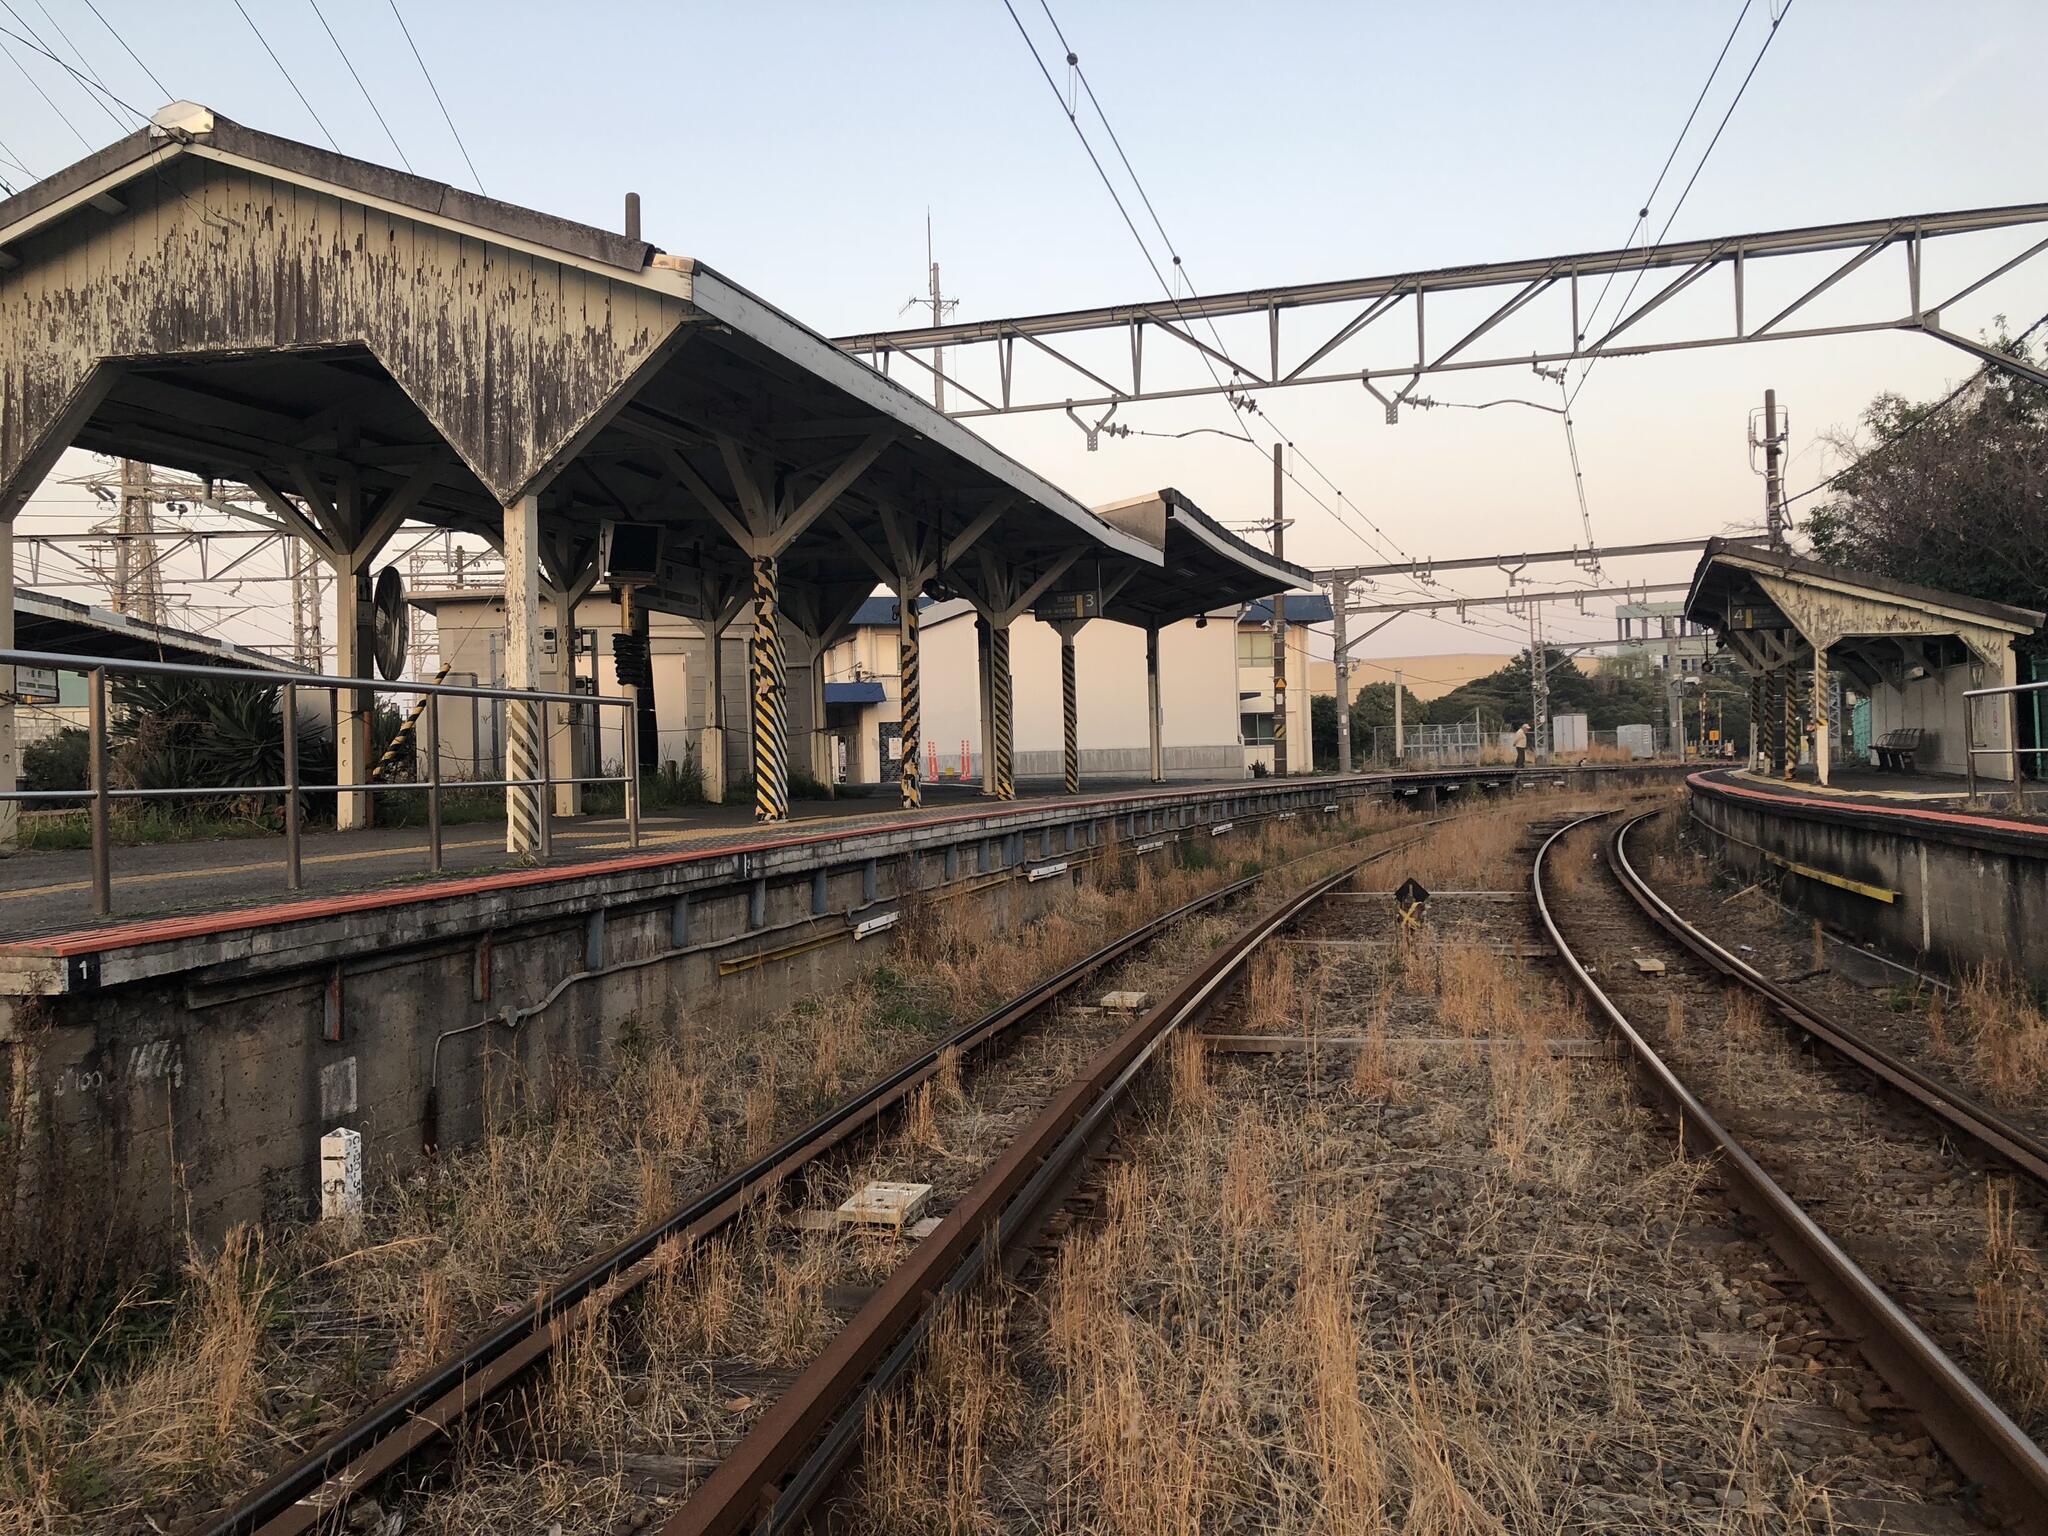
[850,797,1974,1533]
[0,798,1414,1533]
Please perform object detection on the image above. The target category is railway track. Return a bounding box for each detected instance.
[1539,809,2048,1531]
[203,812,1426,1536]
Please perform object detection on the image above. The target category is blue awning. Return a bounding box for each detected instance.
[825,680,886,705]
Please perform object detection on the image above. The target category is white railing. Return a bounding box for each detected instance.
[1963,678,2047,812]
[0,648,641,916]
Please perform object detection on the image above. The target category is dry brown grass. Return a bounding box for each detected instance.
[1973,1180,2048,1425]
[1950,965,2048,1110]
[0,799,1418,1533]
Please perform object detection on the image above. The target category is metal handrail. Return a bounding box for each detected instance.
[0,647,642,917]
[1961,678,2046,811]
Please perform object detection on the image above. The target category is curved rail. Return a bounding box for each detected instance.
[1534,815,2048,1532]
[211,819,1435,1535]
[1610,810,2048,1187]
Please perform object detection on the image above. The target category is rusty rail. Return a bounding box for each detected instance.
[1610,810,2048,1188]
[208,816,1435,1535]
[1535,813,2048,1532]
[658,854,1371,1536]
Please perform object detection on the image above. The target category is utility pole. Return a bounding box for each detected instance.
[1270,442,1288,776]
[1330,575,1351,774]
[113,459,165,624]
[1762,388,1785,551]
[1526,604,1549,765]
[904,213,958,415]
[1393,667,1405,763]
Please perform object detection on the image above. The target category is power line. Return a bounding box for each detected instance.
[1576,0,1755,344]
[1570,0,1796,410]
[308,0,411,172]
[1002,0,1414,567]
[79,0,171,104]
[387,0,484,194]
[232,0,338,152]
[0,30,93,150]
[3,0,126,131]
[0,15,146,123]
[1779,309,2048,514]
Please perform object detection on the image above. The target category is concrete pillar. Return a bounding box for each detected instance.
[334,566,375,830]
[0,515,15,851]
[1145,623,1164,784]
[750,555,789,822]
[503,494,545,858]
[977,616,996,796]
[698,615,727,803]
[547,594,579,817]
[1813,646,1832,786]
[897,588,921,809]
[990,620,1015,800]
[808,642,832,790]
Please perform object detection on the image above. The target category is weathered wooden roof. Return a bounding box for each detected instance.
[1,103,1169,636]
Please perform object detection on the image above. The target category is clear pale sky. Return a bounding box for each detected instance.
[6,0,2044,660]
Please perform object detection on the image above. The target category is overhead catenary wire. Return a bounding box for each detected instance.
[79,0,170,104]
[1001,0,1414,567]
[0,15,147,125]
[385,0,484,195]
[232,0,339,152]
[0,27,95,150]
[2,0,127,132]
[309,0,411,172]
[1569,0,1796,410]
[1777,309,2048,515]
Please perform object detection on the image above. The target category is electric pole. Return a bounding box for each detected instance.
[113,459,165,624]
[1271,442,1288,776]
[904,213,958,415]
[1331,575,1351,774]
[1526,603,1549,765]
[1762,388,1785,551]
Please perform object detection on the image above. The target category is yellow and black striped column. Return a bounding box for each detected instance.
[751,555,789,822]
[898,593,921,810]
[991,622,1016,800]
[1059,628,1079,794]
[1780,665,1799,780]
[1747,669,1762,769]
[371,664,452,783]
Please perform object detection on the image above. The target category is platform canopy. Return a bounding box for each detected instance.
[0,103,1158,638]
[1082,489,1312,628]
[1684,538,2044,781]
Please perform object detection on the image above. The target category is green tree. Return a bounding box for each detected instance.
[1804,325,2048,658]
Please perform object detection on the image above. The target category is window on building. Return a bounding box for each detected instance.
[1236,630,1273,669]
[1240,711,1275,744]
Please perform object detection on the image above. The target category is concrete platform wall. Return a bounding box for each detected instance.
[0,777,1382,1279]
[1688,780,2048,987]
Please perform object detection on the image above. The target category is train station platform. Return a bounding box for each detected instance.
[1686,766,2048,989]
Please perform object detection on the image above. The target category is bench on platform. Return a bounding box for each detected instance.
[1873,727,1924,772]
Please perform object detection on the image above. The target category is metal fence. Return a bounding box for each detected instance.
[1963,677,2046,811]
[0,648,641,916]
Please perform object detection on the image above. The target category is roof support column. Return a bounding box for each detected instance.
[1748,668,1762,771]
[751,555,789,823]
[1780,665,1798,781]
[0,515,15,851]
[1145,622,1163,785]
[897,591,922,810]
[990,620,1015,801]
[503,492,547,860]
[541,540,600,818]
[1050,617,1088,794]
[977,617,995,796]
[1814,645,1832,787]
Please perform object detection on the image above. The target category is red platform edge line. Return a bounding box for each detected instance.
[0,780,1310,960]
[1688,769,2048,841]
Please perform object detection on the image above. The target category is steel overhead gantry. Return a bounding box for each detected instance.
[832,204,2048,420]
[1321,539,1717,770]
